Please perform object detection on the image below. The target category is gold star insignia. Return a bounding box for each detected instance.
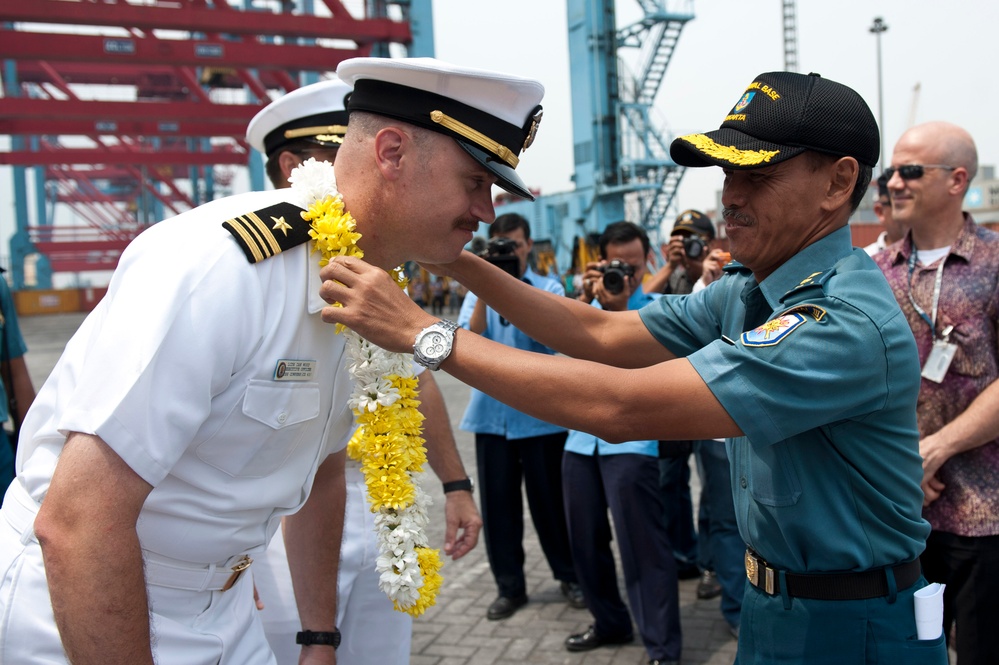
[271,215,293,236]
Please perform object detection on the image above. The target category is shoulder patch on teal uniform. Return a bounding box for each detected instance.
[222,201,310,263]
[741,312,807,347]
[779,304,828,321]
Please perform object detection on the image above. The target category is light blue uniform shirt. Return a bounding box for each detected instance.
[639,226,930,573]
[459,267,567,439]
[565,285,661,457]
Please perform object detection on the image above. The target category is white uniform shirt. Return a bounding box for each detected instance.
[17,189,355,564]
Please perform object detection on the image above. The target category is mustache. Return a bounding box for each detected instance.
[722,207,754,225]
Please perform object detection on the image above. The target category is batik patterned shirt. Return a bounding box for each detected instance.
[874,213,999,537]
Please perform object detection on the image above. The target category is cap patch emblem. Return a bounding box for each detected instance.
[733,91,755,114]
[522,107,543,152]
[741,313,806,347]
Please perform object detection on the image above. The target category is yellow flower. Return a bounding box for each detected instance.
[295,158,439,615]
[397,548,444,617]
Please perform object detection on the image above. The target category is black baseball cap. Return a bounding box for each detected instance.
[672,210,715,240]
[670,71,879,170]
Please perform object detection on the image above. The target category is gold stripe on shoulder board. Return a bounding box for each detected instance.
[223,202,310,264]
[780,304,828,321]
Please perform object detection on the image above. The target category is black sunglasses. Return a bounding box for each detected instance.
[883,164,956,181]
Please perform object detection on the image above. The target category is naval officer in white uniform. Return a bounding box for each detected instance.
[0,56,545,665]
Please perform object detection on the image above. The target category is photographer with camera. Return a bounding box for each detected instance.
[645,209,715,295]
[562,221,682,664]
[458,213,583,621]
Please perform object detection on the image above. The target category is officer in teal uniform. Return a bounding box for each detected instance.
[319,71,949,665]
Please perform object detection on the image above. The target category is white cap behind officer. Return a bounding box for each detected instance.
[246,77,353,157]
[337,57,545,201]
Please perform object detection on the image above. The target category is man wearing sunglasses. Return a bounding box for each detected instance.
[873,121,999,665]
[864,172,905,256]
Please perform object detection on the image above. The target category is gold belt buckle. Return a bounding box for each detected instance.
[745,550,776,594]
[745,550,758,587]
[221,554,253,592]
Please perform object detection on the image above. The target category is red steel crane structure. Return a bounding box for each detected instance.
[0,0,415,289]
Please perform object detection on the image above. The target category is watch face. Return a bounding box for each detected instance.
[418,331,447,357]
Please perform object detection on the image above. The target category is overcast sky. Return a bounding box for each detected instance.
[4,0,997,277]
[433,0,999,215]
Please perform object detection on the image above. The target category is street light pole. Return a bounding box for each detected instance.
[869,17,888,172]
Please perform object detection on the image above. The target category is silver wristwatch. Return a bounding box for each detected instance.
[413,319,459,371]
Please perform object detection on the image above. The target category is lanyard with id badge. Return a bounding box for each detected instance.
[908,250,955,383]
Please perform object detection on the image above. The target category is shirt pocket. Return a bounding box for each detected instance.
[196,380,321,478]
[746,438,802,507]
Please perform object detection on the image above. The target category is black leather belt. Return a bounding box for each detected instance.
[745,549,922,600]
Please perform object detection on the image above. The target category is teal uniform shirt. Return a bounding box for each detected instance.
[639,226,930,573]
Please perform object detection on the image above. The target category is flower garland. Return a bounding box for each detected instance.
[290,158,443,616]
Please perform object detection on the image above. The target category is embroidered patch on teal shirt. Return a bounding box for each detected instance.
[741,313,807,347]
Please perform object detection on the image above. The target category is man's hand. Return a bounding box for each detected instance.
[443,491,481,560]
[919,432,951,507]
[663,236,686,269]
[576,262,603,303]
[320,256,436,352]
[700,249,730,288]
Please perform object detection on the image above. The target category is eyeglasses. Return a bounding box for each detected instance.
[883,164,956,181]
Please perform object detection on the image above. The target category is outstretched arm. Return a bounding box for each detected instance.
[422,252,670,368]
[319,256,740,443]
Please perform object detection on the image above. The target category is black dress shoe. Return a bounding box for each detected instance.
[649,660,680,665]
[486,594,528,620]
[564,625,634,652]
[560,581,587,609]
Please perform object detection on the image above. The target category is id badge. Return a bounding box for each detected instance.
[922,340,957,383]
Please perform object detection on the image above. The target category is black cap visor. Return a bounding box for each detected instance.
[670,127,805,170]
[456,140,535,201]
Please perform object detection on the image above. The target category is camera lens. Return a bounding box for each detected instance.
[683,237,706,259]
[602,270,625,295]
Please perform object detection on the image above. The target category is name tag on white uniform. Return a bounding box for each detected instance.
[273,359,317,381]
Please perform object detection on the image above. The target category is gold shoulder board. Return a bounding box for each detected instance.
[222,201,310,264]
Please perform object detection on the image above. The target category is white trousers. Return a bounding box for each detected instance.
[255,462,412,665]
[0,481,275,665]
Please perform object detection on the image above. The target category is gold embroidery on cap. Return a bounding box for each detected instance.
[679,133,781,166]
[284,125,348,140]
[430,110,519,168]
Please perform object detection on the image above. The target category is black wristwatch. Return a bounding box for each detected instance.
[442,477,474,494]
[296,629,341,648]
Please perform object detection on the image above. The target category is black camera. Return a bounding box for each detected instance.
[598,259,635,295]
[478,237,521,278]
[682,236,707,260]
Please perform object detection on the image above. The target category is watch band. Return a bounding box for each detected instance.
[296,629,341,648]
[442,478,474,494]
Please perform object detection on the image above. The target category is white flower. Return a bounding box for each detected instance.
[288,158,338,207]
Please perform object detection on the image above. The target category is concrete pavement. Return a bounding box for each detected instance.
[18,312,738,665]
